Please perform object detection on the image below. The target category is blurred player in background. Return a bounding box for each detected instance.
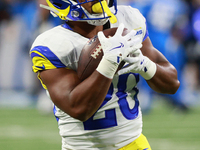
[30,0,180,149]
[121,0,191,112]
[0,0,37,103]
[22,0,63,113]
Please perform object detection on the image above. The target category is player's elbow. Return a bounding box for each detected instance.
[71,114,88,122]
[69,108,92,122]
[169,79,180,94]
[159,79,180,94]
[151,78,180,94]
[159,66,180,94]
[167,72,180,94]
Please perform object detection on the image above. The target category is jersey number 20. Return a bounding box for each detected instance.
[83,74,139,130]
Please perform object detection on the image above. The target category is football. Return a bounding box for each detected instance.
[77,27,129,81]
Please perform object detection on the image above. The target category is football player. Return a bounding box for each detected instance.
[30,0,180,149]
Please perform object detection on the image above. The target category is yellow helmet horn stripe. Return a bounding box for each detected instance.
[46,0,70,20]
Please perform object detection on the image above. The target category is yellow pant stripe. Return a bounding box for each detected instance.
[118,134,152,150]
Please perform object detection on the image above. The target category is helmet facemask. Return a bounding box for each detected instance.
[40,0,117,26]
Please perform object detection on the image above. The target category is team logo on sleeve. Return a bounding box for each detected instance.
[136,29,143,35]
[35,64,45,70]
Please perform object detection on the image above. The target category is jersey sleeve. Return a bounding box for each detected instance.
[114,6,149,43]
[127,5,149,41]
[143,22,149,41]
[30,46,66,89]
[30,46,66,73]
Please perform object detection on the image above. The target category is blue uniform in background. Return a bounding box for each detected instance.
[129,0,190,111]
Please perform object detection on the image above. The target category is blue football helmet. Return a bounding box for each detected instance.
[40,0,118,26]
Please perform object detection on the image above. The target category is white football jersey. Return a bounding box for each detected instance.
[30,5,148,150]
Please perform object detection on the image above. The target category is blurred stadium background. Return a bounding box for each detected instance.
[0,0,200,149]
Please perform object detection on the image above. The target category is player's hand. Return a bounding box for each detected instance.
[96,23,142,79]
[118,49,157,80]
[98,23,142,65]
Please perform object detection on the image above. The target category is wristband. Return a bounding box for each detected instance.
[140,57,157,80]
[96,57,118,79]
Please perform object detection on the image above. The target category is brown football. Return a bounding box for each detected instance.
[77,27,129,81]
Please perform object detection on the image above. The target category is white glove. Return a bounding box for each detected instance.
[118,49,157,80]
[96,23,142,79]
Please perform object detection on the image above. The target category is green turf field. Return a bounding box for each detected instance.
[0,100,199,150]
[142,99,200,150]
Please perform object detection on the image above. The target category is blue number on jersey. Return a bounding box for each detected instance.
[83,73,139,130]
[117,74,139,120]
[83,84,117,130]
